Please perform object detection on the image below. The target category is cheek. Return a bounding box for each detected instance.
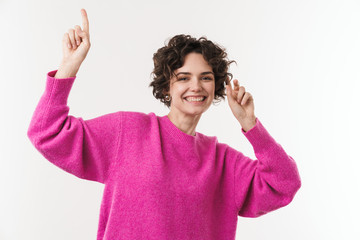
[207,83,216,95]
[172,86,187,96]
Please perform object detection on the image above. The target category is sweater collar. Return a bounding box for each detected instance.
[159,114,201,144]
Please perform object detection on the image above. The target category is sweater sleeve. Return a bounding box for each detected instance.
[27,70,122,184]
[234,117,301,217]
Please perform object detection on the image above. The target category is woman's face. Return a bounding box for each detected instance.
[167,52,215,117]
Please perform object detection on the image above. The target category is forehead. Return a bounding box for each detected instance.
[174,53,212,74]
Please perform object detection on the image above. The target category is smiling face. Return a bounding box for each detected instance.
[165,52,215,118]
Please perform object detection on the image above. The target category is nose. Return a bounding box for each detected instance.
[189,77,203,91]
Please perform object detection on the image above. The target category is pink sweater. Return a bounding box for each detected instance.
[27,70,301,240]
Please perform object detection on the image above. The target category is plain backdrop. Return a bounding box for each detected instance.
[1,0,359,239]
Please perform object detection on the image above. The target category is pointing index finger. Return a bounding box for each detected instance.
[225,76,231,86]
[81,8,89,33]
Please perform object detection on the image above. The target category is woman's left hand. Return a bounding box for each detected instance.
[225,77,256,130]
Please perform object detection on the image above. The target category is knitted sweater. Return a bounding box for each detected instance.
[27,70,301,240]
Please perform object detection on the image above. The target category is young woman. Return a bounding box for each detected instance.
[27,8,301,240]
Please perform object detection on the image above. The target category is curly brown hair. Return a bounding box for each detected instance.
[149,34,237,108]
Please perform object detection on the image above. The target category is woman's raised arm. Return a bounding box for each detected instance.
[27,9,121,183]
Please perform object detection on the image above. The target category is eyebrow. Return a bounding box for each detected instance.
[176,71,214,76]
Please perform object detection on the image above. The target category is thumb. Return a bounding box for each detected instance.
[75,26,85,37]
[75,25,89,44]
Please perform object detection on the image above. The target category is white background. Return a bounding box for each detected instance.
[1,0,359,239]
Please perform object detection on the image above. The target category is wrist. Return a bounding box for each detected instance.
[239,116,257,132]
[55,61,80,78]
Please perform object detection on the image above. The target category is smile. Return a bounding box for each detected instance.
[184,96,207,104]
[185,96,206,101]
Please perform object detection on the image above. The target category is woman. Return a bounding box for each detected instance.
[27,8,301,240]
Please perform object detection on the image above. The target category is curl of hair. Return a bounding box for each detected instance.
[149,34,237,108]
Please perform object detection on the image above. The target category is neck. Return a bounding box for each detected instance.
[167,112,201,136]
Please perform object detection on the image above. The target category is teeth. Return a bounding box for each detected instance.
[185,97,205,102]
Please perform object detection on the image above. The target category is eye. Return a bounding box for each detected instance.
[202,77,213,80]
[178,77,188,81]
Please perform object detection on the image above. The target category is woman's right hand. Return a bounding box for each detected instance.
[55,8,91,78]
[61,8,91,66]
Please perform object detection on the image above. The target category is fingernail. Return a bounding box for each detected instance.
[67,43,71,48]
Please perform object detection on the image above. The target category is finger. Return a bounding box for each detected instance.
[231,81,239,100]
[241,92,250,106]
[75,24,90,46]
[74,25,84,35]
[68,28,76,49]
[74,28,80,46]
[225,75,231,86]
[81,9,89,34]
[234,79,240,91]
[237,86,246,104]
[62,33,72,49]
[74,25,83,45]
[225,79,236,104]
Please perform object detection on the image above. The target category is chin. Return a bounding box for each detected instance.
[184,107,208,116]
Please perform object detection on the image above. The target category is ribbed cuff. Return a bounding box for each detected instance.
[45,70,76,105]
[241,118,278,153]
